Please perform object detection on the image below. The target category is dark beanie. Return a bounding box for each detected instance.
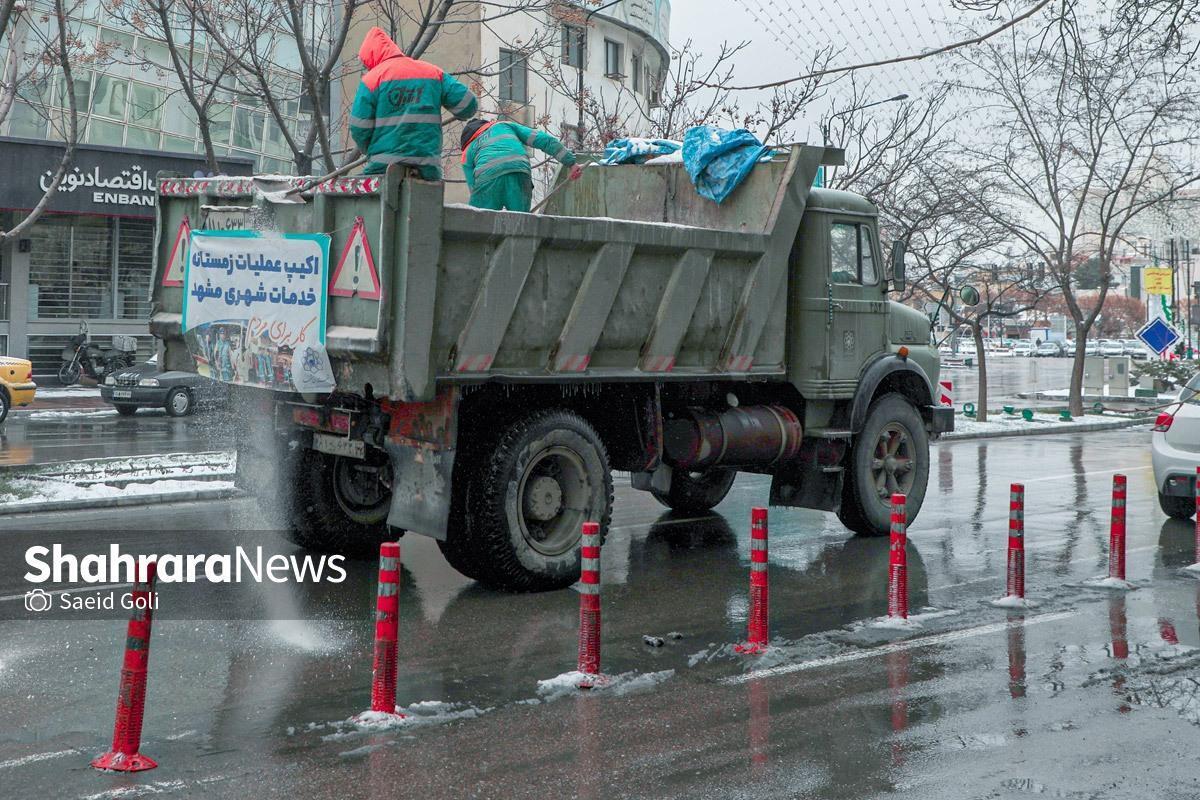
[460,118,489,150]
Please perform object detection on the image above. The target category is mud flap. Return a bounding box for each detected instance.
[382,441,455,540]
[769,437,847,512]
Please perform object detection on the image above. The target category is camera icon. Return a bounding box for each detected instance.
[24,588,52,613]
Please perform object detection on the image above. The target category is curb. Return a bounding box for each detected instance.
[2,486,242,515]
[938,416,1152,442]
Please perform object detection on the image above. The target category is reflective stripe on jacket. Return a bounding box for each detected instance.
[349,27,478,177]
[462,121,576,191]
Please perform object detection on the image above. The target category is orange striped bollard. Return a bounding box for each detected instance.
[1108,475,1127,581]
[1006,484,1025,599]
[92,561,158,772]
[576,522,603,688]
[736,507,770,655]
[888,494,908,619]
[370,542,404,716]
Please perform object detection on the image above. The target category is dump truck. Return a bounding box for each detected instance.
[148,145,951,591]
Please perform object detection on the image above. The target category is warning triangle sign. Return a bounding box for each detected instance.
[161,216,190,287]
[330,216,381,300]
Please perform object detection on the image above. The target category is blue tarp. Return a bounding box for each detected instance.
[681,126,772,204]
[599,137,681,165]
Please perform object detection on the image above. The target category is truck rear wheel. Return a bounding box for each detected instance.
[442,409,613,592]
[283,449,394,558]
[838,393,929,537]
[650,468,737,513]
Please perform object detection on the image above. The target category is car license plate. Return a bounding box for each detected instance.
[313,432,365,460]
[113,390,132,399]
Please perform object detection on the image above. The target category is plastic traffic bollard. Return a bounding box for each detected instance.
[369,542,404,716]
[1007,484,1025,598]
[577,522,602,688]
[92,561,158,772]
[1109,474,1127,581]
[888,494,908,619]
[735,507,770,655]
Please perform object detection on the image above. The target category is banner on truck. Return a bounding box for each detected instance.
[181,230,335,394]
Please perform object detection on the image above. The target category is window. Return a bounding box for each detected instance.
[604,39,623,78]
[562,25,585,68]
[561,123,585,149]
[647,67,662,107]
[498,48,527,103]
[91,75,128,120]
[631,53,642,93]
[830,222,880,285]
[128,83,163,127]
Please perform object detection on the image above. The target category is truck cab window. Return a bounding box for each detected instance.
[830,221,879,285]
[830,223,857,283]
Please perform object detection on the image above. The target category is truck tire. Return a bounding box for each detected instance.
[838,393,929,537]
[650,468,737,513]
[283,448,394,558]
[444,409,613,592]
[1158,491,1194,520]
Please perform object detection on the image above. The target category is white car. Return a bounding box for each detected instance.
[1151,374,1200,518]
[1099,339,1126,357]
[1012,341,1034,357]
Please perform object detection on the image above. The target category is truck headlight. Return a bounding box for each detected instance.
[104,376,116,385]
[138,378,160,387]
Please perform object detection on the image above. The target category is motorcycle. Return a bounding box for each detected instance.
[58,321,138,386]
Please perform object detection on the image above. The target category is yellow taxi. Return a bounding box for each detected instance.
[0,356,36,423]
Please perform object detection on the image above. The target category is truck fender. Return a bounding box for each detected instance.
[848,354,934,433]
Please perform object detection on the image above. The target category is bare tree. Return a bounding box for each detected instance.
[0,0,80,243]
[958,3,1200,414]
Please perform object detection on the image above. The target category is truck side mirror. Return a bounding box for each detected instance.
[890,241,907,290]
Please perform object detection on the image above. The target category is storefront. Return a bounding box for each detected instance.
[0,137,252,375]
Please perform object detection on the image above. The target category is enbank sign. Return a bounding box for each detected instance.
[39,164,158,207]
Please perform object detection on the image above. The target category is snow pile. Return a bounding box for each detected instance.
[1080,575,1137,591]
[326,700,486,740]
[945,412,1149,439]
[0,477,234,507]
[29,409,117,420]
[854,607,960,632]
[31,386,102,399]
[535,669,674,701]
[990,595,1041,609]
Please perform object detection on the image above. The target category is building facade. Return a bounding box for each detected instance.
[0,138,252,372]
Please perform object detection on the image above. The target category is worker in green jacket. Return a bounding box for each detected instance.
[350,27,478,178]
[460,118,582,212]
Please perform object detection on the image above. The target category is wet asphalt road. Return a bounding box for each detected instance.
[2,427,1200,799]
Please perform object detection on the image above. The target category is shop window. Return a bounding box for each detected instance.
[498,49,527,104]
[28,216,111,320]
[92,75,128,120]
[125,126,159,150]
[86,118,125,146]
[115,219,153,320]
[129,83,163,127]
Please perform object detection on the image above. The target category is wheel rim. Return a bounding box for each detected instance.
[517,445,590,557]
[333,456,392,523]
[171,391,190,415]
[870,422,916,500]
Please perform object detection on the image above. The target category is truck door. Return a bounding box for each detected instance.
[827,220,887,382]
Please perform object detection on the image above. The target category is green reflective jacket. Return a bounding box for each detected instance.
[462,121,576,191]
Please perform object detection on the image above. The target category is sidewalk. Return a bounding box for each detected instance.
[940,411,1152,441]
[14,385,108,413]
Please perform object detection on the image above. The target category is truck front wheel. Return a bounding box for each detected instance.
[650,468,737,513]
[284,449,394,557]
[838,393,929,536]
[443,409,613,592]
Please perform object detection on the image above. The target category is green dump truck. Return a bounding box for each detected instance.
[149,145,950,591]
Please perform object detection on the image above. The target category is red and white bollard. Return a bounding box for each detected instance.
[888,494,909,620]
[1108,474,1127,581]
[938,380,954,407]
[1190,466,1200,572]
[369,542,404,717]
[92,561,158,772]
[577,521,603,688]
[736,507,770,655]
[1007,483,1025,598]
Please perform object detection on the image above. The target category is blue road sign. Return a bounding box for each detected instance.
[1137,317,1181,355]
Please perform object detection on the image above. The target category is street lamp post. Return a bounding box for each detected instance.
[577,0,623,144]
[820,93,909,184]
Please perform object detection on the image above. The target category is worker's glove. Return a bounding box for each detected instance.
[569,164,584,181]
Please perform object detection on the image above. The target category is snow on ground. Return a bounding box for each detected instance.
[989,594,1040,609]
[30,386,102,399]
[1079,575,1138,591]
[944,412,1147,438]
[535,669,675,702]
[320,701,488,742]
[24,451,235,481]
[28,409,116,420]
[0,477,234,507]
